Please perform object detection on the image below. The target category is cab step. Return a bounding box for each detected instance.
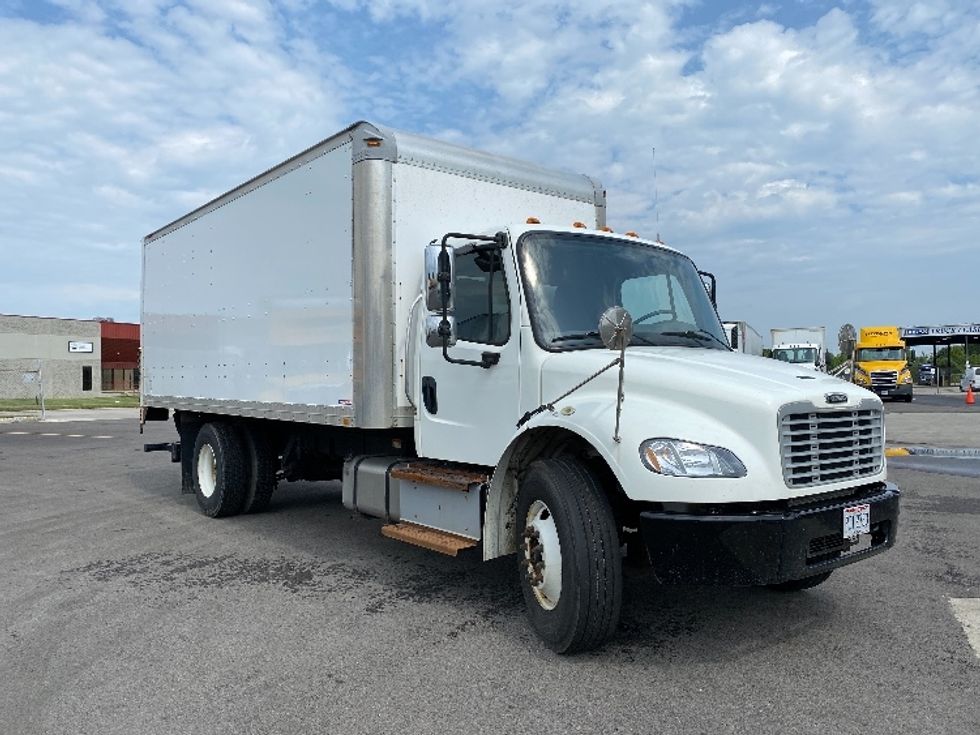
[381,522,478,557]
[389,461,488,492]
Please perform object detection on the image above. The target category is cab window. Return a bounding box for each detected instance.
[454,248,510,345]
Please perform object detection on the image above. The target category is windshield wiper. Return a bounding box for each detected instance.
[660,329,730,349]
[552,331,601,343]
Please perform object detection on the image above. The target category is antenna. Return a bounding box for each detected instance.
[652,147,662,243]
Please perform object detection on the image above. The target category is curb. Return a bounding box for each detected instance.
[886,446,980,458]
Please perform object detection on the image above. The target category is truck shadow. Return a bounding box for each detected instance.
[122,475,842,663]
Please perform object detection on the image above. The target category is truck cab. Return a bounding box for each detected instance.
[851,326,913,402]
[411,223,899,650]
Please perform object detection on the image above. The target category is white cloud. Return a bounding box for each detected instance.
[0,0,977,336]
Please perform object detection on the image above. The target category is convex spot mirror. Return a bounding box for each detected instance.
[425,315,457,348]
[424,243,454,313]
[599,306,633,350]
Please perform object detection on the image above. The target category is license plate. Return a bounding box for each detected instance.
[843,504,871,538]
[880,390,891,396]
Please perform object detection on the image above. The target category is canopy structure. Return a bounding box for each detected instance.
[901,324,980,387]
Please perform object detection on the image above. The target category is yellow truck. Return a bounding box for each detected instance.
[852,326,913,402]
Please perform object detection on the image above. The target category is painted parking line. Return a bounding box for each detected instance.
[950,598,980,660]
[0,431,115,439]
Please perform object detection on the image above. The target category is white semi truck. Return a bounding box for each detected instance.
[722,321,763,356]
[771,326,827,371]
[141,122,900,653]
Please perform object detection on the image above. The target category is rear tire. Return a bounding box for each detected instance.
[240,425,278,514]
[516,457,622,654]
[192,422,247,518]
[767,571,832,591]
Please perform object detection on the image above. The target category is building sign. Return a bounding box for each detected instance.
[901,325,980,339]
[68,341,94,353]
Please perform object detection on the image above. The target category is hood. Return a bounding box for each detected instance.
[540,347,867,412]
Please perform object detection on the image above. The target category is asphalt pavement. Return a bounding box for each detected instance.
[0,414,978,735]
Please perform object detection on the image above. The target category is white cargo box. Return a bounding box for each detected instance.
[142,121,605,428]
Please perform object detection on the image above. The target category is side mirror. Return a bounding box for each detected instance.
[425,315,457,348]
[698,270,717,307]
[425,243,454,313]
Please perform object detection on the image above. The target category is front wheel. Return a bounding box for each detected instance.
[517,458,622,654]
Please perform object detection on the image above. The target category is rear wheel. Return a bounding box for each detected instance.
[193,422,247,518]
[516,457,622,654]
[767,571,832,591]
[240,425,278,514]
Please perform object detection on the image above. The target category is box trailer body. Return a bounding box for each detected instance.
[722,321,763,356]
[142,123,603,434]
[770,326,826,371]
[142,122,899,654]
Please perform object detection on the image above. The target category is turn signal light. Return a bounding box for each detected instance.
[526,217,541,224]
[572,221,587,228]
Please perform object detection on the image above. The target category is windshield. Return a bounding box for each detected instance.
[517,232,728,351]
[856,347,904,362]
[773,347,818,364]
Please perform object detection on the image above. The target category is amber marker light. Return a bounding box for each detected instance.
[526,217,541,224]
[625,231,639,238]
[572,221,587,228]
[364,138,383,147]
[600,226,613,232]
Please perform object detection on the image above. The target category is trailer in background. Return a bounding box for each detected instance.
[722,321,763,356]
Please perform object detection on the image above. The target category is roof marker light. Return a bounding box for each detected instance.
[526,217,541,224]
[572,221,587,228]
[625,231,639,238]
[600,226,613,232]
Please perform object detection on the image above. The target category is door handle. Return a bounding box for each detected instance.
[421,376,438,414]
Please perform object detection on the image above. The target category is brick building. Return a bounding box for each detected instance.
[0,315,139,399]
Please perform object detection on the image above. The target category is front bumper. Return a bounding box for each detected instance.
[638,482,900,586]
[871,383,912,399]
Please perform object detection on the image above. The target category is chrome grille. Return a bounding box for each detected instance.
[870,370,897,389]
[779,408,884,488]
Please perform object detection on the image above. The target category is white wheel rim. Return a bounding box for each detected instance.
[523,499,562,610]
[197,443,217,498]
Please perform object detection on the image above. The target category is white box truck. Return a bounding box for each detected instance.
[142,122,899,653]
[771,326,827,371]
[722,321,763,356]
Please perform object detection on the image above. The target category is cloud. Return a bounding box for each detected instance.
[0,0,977,339]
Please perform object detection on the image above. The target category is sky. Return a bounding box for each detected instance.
[1,0,978,349]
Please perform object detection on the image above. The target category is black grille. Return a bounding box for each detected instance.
[779,408,884,488]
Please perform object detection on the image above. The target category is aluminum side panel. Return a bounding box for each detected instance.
[352,158,396,427]
[142,142,354,408]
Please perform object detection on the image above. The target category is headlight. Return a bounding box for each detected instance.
[639,438,747,478]
[900,370,912,384]
[853,367,870,383]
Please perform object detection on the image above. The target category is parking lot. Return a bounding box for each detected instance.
[1,405,978,735]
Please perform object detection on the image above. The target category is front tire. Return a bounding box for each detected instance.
[192,422,247,518]
[516,458,622,654]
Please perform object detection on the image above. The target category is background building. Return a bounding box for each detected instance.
[0,315,139,399]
